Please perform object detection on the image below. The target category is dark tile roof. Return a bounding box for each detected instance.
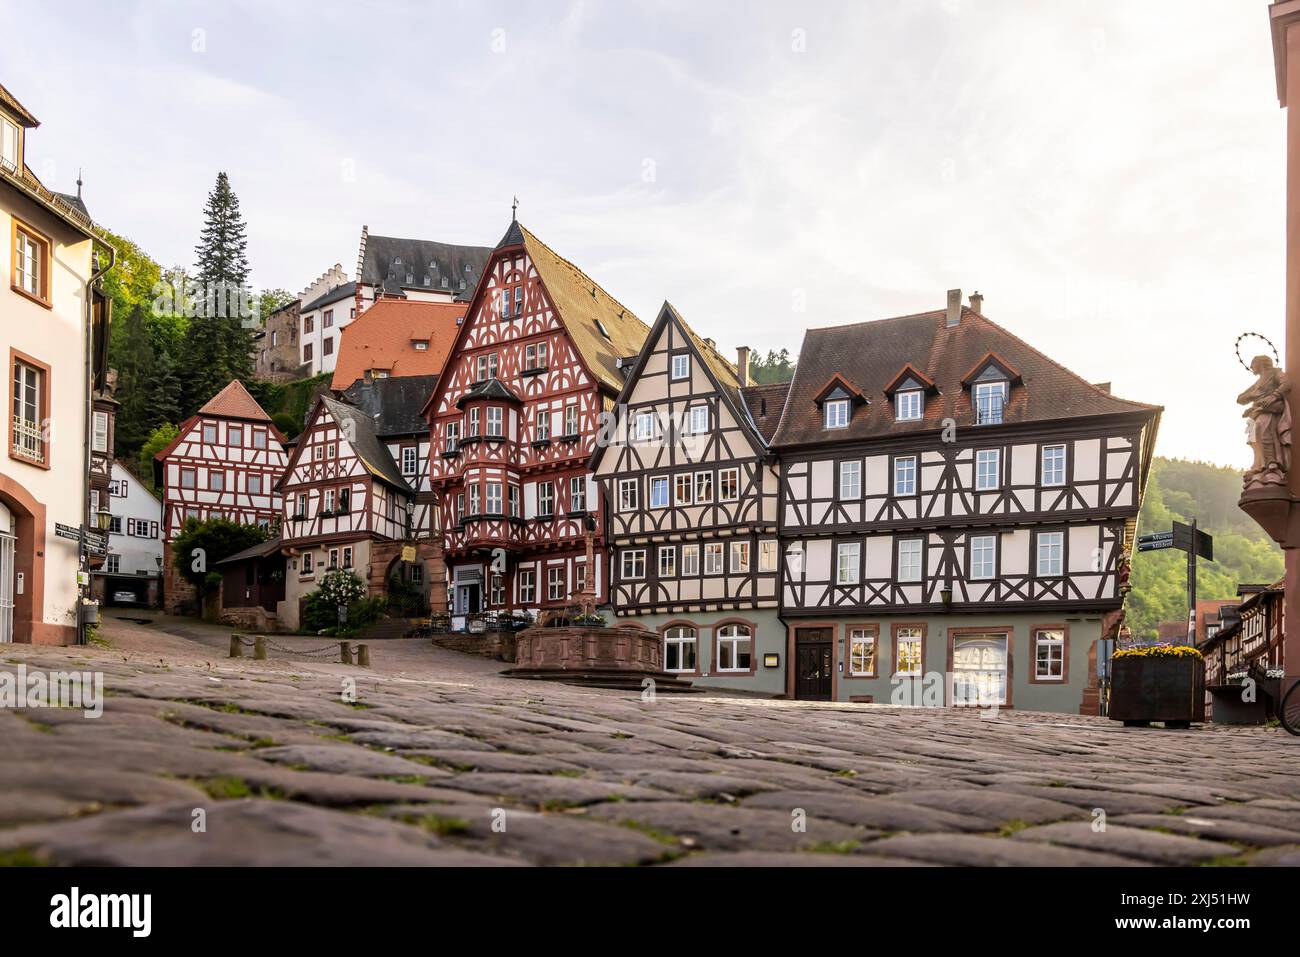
[216,536,284,566]
[52,190,89,219]
[456,377,521,408]
[360,235,492,303]
[318,395,409,491]
[301,280,357,313]
[340,374,439,438]
[741,382,791,442]
[771,307,1161,448]
[0,81,39,127]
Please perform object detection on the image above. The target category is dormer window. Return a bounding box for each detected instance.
[413,340,429,351]
[895,390,923,421]
[595,318,611,340]
[825,399,849,429]
[1,117,18,172]
[974,381,1006,425]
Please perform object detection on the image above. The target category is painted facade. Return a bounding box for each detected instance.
[91,463,162,607]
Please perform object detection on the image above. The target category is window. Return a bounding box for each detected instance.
[109,516,122,534]
[848,628,877,677]
[304,342,313,362]
[338,488,351,513]
[304,315,314,334]
[402,446,418,475]
[658,546,676,578]
[524,342,548,368]
[649,477,669,508]
[538,481,555,516]
[825,399,849,429]
[11,359,45,464]
[476,354,498,382]
[323,337,334,357]
[12,222,49,302]
[1034,629,1065,681]
[323,309,334,328]
[759,540,778,572]
[716,624,752,672]
[202,423,218,444]
[518,569,536,604]
[893,456,917,496]
[0,117,17,171]
[106,554,120,574]
[974,381,1006,425]
[295,493,307,518]
[839,460,861,499]
[1041,444,1066,486]
[248,473,263,495]
[468,407,480,437]
[313,444,324,462]
[671,354,690,380]
[486,482,502,515]
[1037,531,1064,577]
[895,390,922,421]
[328,548,340,570]
[92,411,109,453]
[694,471,713,504]
[837,541,860,585]
[563,403,578,437]
[508,485,520,517]
[569,476,585,512]
[621,549,647,580]
[952,633,1008,706]
[975,449,1000,490]
[534,409,550,442]
[468,484,480,515]
[302,552,314,575]
[327,442,337,459]
[730,540,750,573]
[689,405,709,434]
[704,543,724,575]
[719,467,739,501]
[180,467,196,490]
[445,421,460,453]
[634,411,656,441]
[969,535,997,580]
[209,470,225,492]
[897,538,923,583]
[664,626,697,672]
[342,546,353,569]
[490,573,504,606]
[486,406,503,437]
[674,473,693,505]
[574,561,587,594]
[617,478,638,512]
[252,429,267,450]
[323,488,336,513]
[894,627,923,677]
[547,567,566,601]
[228,425,242,448]
[682,544,700,576]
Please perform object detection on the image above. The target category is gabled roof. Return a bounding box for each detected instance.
[456,377,521,408]
[883,363,938,397]
[772,306,1161,447]
[506,223,650,392]
[329,298,461,391]
[360,234,492,303]
[340,374,439,438]
[812,374,868,406]
[198,380,274,422]
[0,81,39,127]
[741,382,791,442]
[315,395,409,491]
[960,351,1023,388]
[215,536,284,566]
[302,280,357,313]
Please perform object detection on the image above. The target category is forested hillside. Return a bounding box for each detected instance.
[1127,457,1283,638]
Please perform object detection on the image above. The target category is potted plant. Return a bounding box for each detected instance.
[1109,644,1206,729]
[572,612,607,628]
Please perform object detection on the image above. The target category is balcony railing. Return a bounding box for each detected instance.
[12,417,44,464]
[975,393,1005,425]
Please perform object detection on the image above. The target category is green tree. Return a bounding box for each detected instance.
[138,422,179,489]
[170,517,268,601]
[749,348,796,385]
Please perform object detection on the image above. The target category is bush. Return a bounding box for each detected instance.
[272,412,299,439]
[301,575,386,637]
[319,569,365,607]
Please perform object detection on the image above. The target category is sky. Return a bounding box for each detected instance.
[2,0,1286,467]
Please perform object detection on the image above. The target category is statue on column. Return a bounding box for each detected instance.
[1238,354,1292,488]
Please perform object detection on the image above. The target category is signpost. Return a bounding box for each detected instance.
[55,523,107,556]
[1138,521,1214,645]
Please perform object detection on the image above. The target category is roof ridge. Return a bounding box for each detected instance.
[519,224,647,332]
[805,308,946,333]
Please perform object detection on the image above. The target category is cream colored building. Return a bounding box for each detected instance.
[0,80,111,644]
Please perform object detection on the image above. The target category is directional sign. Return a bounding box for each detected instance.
[54,523,108,556]
[54,523,83,543]
[1137,539,1174,552]
[1171,520,1213,561]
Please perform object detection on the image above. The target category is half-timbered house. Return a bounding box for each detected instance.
[154,380,288,613]
[591,304,785,693]
[422,219,649,622]
[275,388,443,629]
[772,291,1160,712]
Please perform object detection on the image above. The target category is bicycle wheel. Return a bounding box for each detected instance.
[1282,679,1300,736]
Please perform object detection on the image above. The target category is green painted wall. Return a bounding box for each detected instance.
[616,609,787,696]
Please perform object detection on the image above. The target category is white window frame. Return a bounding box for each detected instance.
[538,481,555,516]
[486,406,503,438]
[715,623,752,673]
[719,467,739,502]
[547,566,565,601]
[569,476,586,512]
[975,449,1000,491]
[1041,444,1067,487]
[839,460,861,499]
[621,549,647,580]
[682,544,700,576]
[689,405,709,435]
[893,455,917,496]
[617,478,638,512]
[703,542,724,575]
[897,538,923,583]
[694,471,713,504]
[895,627,924,677]
[663,626,697,673]
[518,568,536,604]
[486,481,502,515]
[1037,531,1064,577]
[402,446,418,475]
[974,380,1007,425]
[658,546,676,578]
[848,628,877,677]
[1034,628,1065,681]
[969,535,997,580]
[825,398,849,429]
[759,539,778,573]
[674,473,693,506]
[649,476,669,509]
[730,540,750,573]
[895,390,923,421]
[671,354,690,380]
[836,541,860,585]
[634,411,656,442]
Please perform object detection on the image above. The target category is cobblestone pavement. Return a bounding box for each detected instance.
[1,612,1298,866]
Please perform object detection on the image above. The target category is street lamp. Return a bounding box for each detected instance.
[95,509,112,532]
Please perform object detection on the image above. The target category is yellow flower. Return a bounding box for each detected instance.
[1114,644,1203,661]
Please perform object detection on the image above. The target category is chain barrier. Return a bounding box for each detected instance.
[229,633,368,666]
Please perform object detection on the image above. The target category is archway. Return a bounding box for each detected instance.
[0,474,47,644]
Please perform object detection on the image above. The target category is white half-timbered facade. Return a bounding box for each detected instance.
[772,292,1160,713]
[154,380,288,614]
[592,304,785,693]
[423,219,649,620]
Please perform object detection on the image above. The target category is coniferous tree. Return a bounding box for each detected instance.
[112,302,157,456]
[184,171,254,409]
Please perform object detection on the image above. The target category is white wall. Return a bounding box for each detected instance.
[106,463,161,576]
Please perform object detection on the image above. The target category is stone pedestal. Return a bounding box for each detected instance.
[504,623,700,692]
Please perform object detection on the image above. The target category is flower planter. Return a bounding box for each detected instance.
[1109,654,1206,728]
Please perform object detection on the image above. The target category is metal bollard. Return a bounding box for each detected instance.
[339,641,352,665]
[356,644,370,668]
[254,635,267,660]
[229,634,242,658]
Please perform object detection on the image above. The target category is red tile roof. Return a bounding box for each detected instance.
[741,382,791,442]
[329,299,462,391]
[198,380,273,422]
[771,307,1161,447]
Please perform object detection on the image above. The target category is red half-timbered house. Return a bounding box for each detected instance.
[154,380,289,613]
[423,220,649,620]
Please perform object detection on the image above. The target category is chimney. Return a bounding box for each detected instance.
[945,289,962,327]
[969,291,983,313]
[737,346,751,387]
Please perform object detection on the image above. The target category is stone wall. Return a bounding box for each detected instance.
[431,630,517,662]
[514,623,661,672]
[161,543,198,616]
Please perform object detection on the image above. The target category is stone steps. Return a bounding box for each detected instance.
[501,667,704,693]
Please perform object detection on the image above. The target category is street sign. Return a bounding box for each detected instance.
[54,523,108,556]
[54,523,82,543]
[1172,520,1213,560]
[1137,539,1174,552]
[1137,531,1173,544]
